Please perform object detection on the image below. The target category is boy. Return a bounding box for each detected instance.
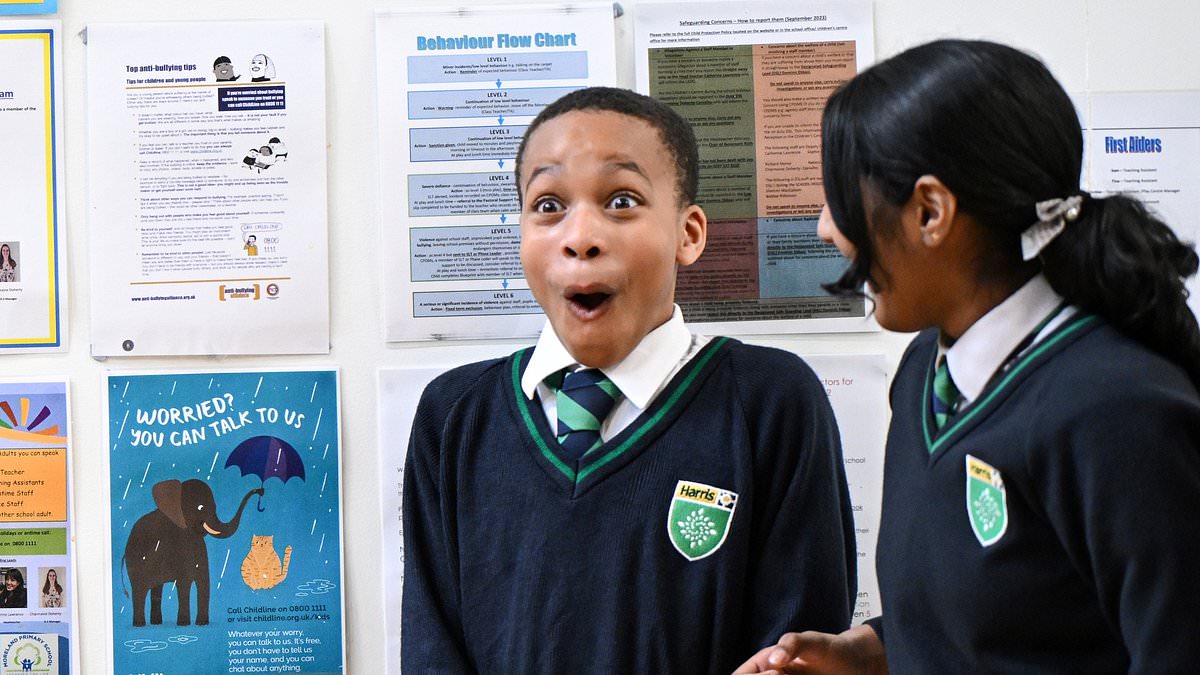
[402,87,855,673]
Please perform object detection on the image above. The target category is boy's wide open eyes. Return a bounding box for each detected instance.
[607,193,640,210]
[532,197,564,214]
[528,193,640,214]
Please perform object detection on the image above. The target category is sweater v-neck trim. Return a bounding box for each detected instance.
[922,313,1100,458]
[510,337,731,494]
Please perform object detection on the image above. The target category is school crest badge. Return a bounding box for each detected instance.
[668,480,738,561]
[965,455,1008,546]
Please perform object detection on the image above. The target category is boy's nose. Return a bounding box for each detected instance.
[561,207,603,259]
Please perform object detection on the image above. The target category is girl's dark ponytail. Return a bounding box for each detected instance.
[1041,194,1200,384]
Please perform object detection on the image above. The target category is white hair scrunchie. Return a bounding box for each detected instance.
[1021,194,1084,260]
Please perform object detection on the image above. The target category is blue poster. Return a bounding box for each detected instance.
[107,370,343,675]
[0,2,57,16]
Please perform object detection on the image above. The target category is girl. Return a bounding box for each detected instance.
[737,39,1200,674]
[41,569,63,608]
[0,569,27,609]
[0,243,16,283]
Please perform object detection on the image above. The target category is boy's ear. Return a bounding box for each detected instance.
[676,204,707,266]
[910,175,957,247]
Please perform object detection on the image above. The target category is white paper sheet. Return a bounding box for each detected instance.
[377,3,617,342]
[0,22,65,352]
[378,367,448,675]
[801,353,887,625]
[1085,91,1200,317]
[85,21,329,356]
[635,0,877,335]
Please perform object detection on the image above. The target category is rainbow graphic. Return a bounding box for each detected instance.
[0,396,66,444]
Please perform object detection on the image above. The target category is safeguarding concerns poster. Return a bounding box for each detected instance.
[105,369,344,675]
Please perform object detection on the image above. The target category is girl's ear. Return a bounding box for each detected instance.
[911,175,957,247]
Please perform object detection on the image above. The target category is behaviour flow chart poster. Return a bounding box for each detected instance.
[635,0,876,335]
[0,379,77,675]
[86,21,330,357]
[377,2,617,341]
[1084,91,1200,318]
[105,369,344,675]
[376,352,887,671]
[0,22,66,352]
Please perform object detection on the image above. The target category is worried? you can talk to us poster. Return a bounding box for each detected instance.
[105,369,344,675]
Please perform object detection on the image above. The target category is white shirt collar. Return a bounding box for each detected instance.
[521,305,692,409]
[945,274,1064,403]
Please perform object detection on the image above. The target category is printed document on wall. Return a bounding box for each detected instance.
[1085,91,1200,317]
[85,21,329,356]
[0,379,78,675]
[377,366,450,675]
[0,21,66,352]
[801,354,887,625]
[635,1,875,335]
[105,369,344,674]
[377,3,617,341]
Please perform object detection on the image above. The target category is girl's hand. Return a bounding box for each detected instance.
[732,624,887,675]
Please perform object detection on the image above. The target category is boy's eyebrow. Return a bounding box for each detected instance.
[522,158,652,192]
[603,160,651,182]
[525,163,560,189]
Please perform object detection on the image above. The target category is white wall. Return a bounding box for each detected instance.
[5,0,1197,672]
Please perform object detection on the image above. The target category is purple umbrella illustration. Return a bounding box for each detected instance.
[224,435,305,511]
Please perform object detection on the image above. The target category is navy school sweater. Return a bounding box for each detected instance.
[872,314,1200,673]
[402,338,856,674]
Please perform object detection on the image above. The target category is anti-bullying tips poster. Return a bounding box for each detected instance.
[106,369,344,675]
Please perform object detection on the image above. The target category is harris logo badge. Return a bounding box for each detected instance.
[668,480,737,561]
[965,455,1008,546]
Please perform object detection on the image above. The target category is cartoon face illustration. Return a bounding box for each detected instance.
[249,54,275,81]
[213,56,238,81]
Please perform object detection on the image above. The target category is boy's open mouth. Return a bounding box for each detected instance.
[568,291,612,312]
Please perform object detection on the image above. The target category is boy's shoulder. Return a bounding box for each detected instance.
[418,352,519,410]
[720,338,820,375]
[714,338,825,399]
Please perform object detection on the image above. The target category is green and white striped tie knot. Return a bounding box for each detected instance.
[931,356,961,437]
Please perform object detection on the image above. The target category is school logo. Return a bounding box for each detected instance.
[965,455,1008,546]
[0,633,54,674]
[668,480,738,561]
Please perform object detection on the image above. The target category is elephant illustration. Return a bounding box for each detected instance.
[123,479,263,627]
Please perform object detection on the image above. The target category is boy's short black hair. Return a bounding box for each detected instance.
[514,86,699,207]
[213,56,232,67]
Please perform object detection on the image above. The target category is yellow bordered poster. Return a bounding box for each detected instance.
[0,22,65,352]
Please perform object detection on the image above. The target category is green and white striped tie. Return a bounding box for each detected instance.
[552,368,621,458]
[931,356,961,436]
